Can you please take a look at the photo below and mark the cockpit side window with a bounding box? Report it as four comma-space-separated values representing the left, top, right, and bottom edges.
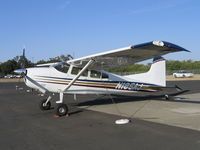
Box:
71, 67, 88, 77
54, 64, 70, 73
70, 66, 108, 79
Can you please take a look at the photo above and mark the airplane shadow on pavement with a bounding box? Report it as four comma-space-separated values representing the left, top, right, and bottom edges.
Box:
76, 90, 200, 107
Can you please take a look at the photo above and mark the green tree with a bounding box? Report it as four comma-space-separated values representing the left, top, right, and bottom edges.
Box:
0, 59, 18, 75
13, 56, 34, 68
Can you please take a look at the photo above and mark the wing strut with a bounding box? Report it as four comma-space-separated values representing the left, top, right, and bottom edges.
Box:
64, 59, 94, 91
56, 59, 94, 103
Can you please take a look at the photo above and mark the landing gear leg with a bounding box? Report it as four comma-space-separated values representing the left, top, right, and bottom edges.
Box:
55, 92, 69, 117
39, 96, 52, 110
54, 59, 94, 117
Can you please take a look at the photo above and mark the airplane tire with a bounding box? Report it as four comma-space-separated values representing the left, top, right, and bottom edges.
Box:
56, 104, 68, 116
165, 95, 169, 100
165, 95, 173, 100
39, 99, 51, 110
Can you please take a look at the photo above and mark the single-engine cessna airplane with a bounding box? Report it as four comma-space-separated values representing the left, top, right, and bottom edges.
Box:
14, 40, 189, 116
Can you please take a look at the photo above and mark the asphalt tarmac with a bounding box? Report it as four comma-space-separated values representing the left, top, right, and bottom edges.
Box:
1, 81, 200, 150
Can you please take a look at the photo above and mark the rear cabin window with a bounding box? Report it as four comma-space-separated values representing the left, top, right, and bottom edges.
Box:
71, 67, 88, 77
102, 72, 109, 79
54, 64, 70, 73
90, 70, 108, 79
90, 70, 101, 78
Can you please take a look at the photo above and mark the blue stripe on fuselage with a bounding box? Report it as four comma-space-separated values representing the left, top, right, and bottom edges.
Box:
36, 75, 158, 87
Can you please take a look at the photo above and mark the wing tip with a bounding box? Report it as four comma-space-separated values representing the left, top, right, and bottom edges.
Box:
132, 40, 190, 52
162, 41, 191, 52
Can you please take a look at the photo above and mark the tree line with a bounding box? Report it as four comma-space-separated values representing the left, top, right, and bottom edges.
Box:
107, 60, 200, 74
0, 55, 200, 75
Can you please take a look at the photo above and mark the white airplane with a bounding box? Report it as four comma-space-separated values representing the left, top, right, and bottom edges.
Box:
14, 40, 189, 117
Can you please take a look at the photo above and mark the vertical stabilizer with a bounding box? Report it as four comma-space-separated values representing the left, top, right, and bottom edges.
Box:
149, 57, 166, 86
124, 57, 166, 86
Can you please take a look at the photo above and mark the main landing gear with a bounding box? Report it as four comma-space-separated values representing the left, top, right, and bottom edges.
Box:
39, 93, 69, 117
38, 59, 95, 117
56, 103, 68, 116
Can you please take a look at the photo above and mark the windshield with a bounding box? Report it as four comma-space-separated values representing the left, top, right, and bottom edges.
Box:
54, 63, 70, 73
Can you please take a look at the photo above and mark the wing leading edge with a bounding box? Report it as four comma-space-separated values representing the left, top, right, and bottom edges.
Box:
67, 40, 190, 69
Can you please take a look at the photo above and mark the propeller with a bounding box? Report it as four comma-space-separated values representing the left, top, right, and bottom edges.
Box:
14, 68, 27, 77
14, 48, 47, 94
14, 47, 28, 92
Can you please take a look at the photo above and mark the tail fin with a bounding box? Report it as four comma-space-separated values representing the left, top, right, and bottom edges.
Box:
124, 57, 166, 86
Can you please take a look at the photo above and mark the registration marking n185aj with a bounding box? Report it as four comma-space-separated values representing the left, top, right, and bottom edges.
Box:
115, 82, 143, 90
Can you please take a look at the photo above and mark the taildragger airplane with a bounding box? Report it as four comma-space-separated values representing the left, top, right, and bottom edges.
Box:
14, 40, 190, 117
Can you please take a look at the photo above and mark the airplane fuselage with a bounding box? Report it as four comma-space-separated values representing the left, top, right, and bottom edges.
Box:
25, 65, 161, 95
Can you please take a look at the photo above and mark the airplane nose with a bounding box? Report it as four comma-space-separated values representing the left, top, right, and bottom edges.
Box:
14, 69, 27, 76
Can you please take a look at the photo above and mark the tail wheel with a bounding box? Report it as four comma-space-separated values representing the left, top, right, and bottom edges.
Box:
165, 95, 170, 100
165, 94, 173, 100
56, 104, 68, 116
39, 99, 51, 110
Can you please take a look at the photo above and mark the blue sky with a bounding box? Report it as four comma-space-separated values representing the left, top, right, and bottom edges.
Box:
0, 0, 199, 63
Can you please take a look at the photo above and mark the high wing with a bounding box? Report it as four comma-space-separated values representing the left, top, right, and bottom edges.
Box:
67, 40, 190, 69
